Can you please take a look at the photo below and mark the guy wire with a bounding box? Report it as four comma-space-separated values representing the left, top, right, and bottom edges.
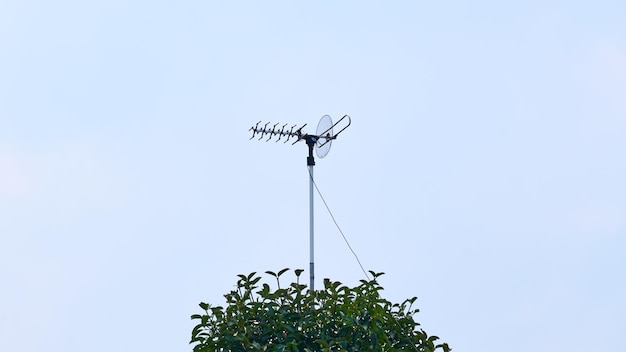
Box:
307, 167, 370, 281
307, 167, 425, 352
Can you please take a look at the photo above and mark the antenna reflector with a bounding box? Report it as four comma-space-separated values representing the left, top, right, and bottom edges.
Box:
316, 115, 333, 158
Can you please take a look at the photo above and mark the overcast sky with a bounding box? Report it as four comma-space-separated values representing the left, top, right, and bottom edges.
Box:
1, 1, 625, 351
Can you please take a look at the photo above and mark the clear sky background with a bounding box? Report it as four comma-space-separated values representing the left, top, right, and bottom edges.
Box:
1, 1, 625, 351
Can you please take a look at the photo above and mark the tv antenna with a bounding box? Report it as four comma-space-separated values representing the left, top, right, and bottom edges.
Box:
249, 114, 351, 290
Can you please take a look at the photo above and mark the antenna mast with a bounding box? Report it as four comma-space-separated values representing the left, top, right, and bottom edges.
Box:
249, 115, 351, 291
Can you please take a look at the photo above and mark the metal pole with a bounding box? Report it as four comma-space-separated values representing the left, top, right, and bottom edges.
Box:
309, 164, 315, 291
306, 137, 316, 291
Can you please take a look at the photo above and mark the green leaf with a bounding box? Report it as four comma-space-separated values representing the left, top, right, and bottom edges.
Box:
277, 268, 290, 277
370, 270, 385, 278
315, 339, 329, 348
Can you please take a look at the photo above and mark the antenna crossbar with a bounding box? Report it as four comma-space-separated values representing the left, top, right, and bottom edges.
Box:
249, 115, 351, 146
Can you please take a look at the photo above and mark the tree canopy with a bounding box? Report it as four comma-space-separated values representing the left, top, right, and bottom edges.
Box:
191, 269, 450, 352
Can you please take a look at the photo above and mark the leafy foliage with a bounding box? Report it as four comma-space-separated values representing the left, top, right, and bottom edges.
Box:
191, 269, 450, 352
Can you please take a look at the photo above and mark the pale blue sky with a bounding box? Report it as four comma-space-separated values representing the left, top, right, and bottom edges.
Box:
1, 1, 625, 351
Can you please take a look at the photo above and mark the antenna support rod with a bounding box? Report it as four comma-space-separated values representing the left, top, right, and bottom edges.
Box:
305, 136, 317, 290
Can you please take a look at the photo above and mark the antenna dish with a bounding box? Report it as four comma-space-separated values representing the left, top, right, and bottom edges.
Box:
315, 115, 333, 158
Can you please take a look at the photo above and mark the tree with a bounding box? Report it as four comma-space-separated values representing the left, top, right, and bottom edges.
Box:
190, 269, 450, 352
